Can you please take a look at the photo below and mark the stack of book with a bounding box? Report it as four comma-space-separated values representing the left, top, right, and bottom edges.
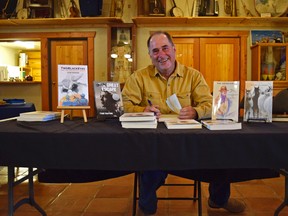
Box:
119, 112, 157, 129
201, 119, 242, 130
17, 111, 61, 122
164, 119, 202, 129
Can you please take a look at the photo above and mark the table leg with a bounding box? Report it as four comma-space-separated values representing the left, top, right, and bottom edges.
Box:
60, 109, 65, 123
8, 166, 14, 216
7, 166, 47, 216
274, 169, 288, 216
82, 109, 87, 122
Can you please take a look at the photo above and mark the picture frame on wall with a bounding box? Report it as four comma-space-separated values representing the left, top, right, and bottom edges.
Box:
250, 30, 284, 46
117, 28, 130, 45
254, 0, 288, 17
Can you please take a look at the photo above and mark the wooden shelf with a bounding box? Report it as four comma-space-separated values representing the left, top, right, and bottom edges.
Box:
0, 16, 288, 29
0, 81, 41, 84
133, 17, 288, 27
0, 16, 287, 28
0, 17, 123, 28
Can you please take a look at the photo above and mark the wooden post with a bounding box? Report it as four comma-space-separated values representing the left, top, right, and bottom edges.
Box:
57, 106, 90, 123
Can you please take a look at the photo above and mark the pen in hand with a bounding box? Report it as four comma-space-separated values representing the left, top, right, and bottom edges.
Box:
147, 99, 156, 116
148, 99, 153, 107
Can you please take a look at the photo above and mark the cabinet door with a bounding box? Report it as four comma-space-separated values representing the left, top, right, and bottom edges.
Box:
173, 37, 240, 93
173, 38, 200, 70
108, 24, 136, 89
50, 40, 89, 116
200, 38, 240, 92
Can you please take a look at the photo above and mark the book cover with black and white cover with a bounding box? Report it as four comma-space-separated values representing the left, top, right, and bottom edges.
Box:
212, 81, 240, 122
243, 81, 273, 122
58, 65, 89, 107
94, 81, 124, 118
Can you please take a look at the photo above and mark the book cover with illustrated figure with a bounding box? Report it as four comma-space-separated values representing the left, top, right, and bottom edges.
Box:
58, 65, 89, 107
94, 81, 124, 118
212, 81, 240, 122
243, 81, 273, 122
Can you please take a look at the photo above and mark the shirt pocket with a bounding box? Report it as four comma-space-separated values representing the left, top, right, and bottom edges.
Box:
144, 92, 164, 107
177, 92, 191, 107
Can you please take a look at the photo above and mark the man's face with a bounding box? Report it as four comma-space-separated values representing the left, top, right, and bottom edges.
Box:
148, 34, 176, 75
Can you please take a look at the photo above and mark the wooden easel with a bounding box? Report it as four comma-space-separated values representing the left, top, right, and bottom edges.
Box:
57, 106, 90, 123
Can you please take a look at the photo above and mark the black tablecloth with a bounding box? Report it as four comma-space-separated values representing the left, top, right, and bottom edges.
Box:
0, 118, 287, 171
0, 103, 36, 120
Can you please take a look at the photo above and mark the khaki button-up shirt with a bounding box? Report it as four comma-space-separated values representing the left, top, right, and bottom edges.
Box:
122, 61, 212, 119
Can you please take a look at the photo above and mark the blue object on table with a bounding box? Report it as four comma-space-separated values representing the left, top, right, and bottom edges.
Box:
3, 98, 25, 104
0, 103, 36, 120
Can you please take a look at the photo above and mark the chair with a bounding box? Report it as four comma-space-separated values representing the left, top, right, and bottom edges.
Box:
132, 172, 202, 216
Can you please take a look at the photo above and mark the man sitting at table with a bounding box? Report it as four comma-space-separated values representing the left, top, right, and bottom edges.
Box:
122, 31, 246, 216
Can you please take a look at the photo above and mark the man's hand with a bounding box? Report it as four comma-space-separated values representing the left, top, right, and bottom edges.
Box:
178, 106, 198, 119
144, 105, 161, 119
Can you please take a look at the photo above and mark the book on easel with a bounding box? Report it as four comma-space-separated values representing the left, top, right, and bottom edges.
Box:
212, 81, 240, 122
202, 81, 241, 130
243, 81, 273, 122
93, 81, 124, 119
57, 65, 89, 107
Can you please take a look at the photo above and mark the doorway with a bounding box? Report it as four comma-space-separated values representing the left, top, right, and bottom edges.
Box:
49, 39, 88, 116
0, 32, 96, 116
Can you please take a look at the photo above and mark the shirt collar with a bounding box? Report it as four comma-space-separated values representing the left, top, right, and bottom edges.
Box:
151, 61, 184, 78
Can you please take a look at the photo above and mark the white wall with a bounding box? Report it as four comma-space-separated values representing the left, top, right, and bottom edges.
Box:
0, 46, 19, 66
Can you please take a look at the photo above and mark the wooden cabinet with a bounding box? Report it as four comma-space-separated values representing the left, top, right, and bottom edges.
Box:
251, 43, 288, 95
199, 38, 240, 90
107, 24, 136, 87
175, 37, 240, 92
26, 51, 41, 81
19, 51, 41, 82
171, 31, 247, 98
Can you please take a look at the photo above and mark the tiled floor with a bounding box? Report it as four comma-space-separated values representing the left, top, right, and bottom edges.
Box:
0, 167, 287, 216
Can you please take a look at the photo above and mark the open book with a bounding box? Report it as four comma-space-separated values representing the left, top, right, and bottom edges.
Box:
166, 94, 182, 114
